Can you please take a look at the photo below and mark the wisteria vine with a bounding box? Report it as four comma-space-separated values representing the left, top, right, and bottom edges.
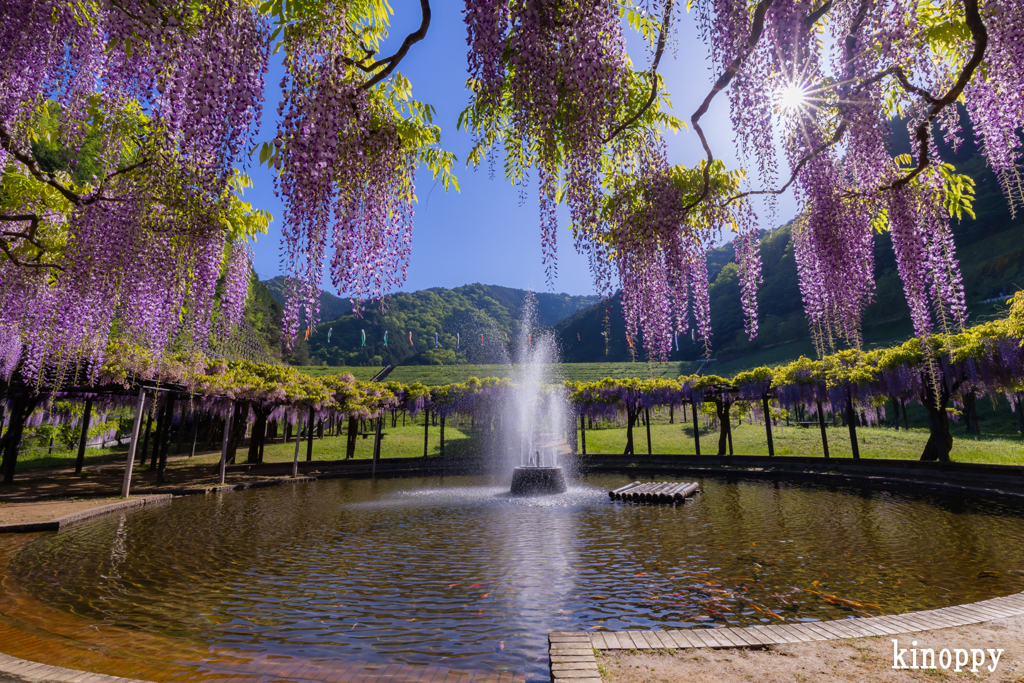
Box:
0, 0, 268, 386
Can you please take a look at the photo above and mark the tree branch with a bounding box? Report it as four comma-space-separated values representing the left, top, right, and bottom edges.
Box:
0, 214, 41, 241
726, 66, 936, 205
802, 0, 834, 28
723, 0, 949, 206
683, 0, 774, 214
889, 0, 986, 189
361, 0, 431, 90
0, 124, 148, 208
604, 0, 675, 144
0, 124, 83, 206
0, 213, 64, 270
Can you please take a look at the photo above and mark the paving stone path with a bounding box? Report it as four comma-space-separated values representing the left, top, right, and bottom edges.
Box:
548, 591, 1024, 682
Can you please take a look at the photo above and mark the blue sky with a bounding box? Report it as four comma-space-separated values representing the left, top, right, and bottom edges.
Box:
244, 0, 798, 296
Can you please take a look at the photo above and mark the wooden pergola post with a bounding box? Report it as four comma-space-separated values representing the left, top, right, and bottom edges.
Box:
346, 415, 358, 458
139, 409, 153, 464
439, 414, 446, 457
372, 414, 383, 476
816, 397, 830, 459
692, 401, 701, 456
156, 394, 175, 483
121, 388, 147, 497
645, 407, 652, 455
725, 397, 734, 456
846, 388, 860, 459
762, 394, 775, 457
579, 413, 587, 455
423, 409, 429, 458
147, 401, 166, 471
291, 411, 303, 478
219, 404, 233, 485
306, 405, 315, 462
75, 397, 93, 474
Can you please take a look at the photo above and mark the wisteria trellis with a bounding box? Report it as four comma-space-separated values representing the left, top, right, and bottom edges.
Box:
2, 0, 1023, 386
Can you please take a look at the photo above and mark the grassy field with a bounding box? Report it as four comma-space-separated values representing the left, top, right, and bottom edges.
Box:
581, 421, 1024, 465
10, 384, 1024, 476
10, 407, 1023, 477
172, 417, 1024, 467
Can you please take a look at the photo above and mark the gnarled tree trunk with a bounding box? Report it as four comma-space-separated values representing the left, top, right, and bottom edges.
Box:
961, 391, 980, 435
1, 393, 40, 485
226, 400, 250, 465
248, 408, 270, 464
919, 373, 960, 462
713, 399, 730, 456
623, 406, 637, 455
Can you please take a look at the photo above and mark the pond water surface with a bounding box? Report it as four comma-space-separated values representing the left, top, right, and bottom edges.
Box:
3, 473, 1024, 682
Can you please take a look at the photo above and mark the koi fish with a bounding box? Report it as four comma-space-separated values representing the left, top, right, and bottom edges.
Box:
635, 572, 647, 577
823, 594, 881, 610
591, 596, 609, 600
445, 584, 461, 589
468, 583, 492, 588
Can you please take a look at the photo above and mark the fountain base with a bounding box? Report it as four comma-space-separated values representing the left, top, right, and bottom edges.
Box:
510, 467, 567, 496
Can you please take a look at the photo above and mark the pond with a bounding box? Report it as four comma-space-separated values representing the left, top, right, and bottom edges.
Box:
2, 473, 1023, 682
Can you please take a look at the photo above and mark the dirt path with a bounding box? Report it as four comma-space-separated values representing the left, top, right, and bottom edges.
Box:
598, 615, 1024, 682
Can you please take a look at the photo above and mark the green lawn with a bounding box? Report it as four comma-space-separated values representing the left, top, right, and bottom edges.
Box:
9, 404, 1024, 477
579, 421, 1024, 465
12, 443, 132, 472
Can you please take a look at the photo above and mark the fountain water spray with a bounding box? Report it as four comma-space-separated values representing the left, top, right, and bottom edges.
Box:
507, 293, 568, 495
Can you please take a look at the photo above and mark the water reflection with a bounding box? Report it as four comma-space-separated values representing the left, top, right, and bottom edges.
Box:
6, 475, 1024, 682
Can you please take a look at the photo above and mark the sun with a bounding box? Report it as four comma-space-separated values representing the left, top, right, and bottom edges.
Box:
777, 84, 808, 114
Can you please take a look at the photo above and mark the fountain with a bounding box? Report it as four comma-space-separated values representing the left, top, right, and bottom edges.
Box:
506, 293, 568, 496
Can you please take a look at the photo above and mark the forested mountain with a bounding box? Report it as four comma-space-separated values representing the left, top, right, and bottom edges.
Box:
257, 282, 597, 367
262, 276, 354, 323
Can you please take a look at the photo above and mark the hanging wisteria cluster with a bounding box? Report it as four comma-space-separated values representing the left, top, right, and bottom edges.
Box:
694, 0, 1020, 349
0, 0, 268, 385
273, 25, 417, 346
463, 0, 632, 285
599, 133, 758, 359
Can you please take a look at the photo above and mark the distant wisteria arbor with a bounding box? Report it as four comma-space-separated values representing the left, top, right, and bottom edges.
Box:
2, 0, 1023, 388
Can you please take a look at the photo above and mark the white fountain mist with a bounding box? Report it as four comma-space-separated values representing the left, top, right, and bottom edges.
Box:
507, 293, 568, 495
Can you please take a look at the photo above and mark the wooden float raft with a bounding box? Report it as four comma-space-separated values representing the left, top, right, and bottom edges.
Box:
609, 481, 699, 503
